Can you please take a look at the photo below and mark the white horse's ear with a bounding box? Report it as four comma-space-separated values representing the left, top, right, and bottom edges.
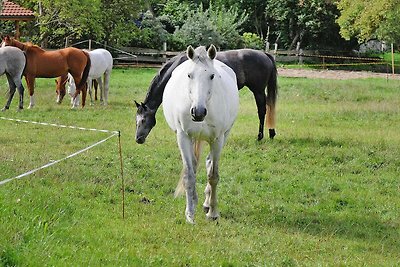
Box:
187, 45, 195, 60
208, 44, 217, 60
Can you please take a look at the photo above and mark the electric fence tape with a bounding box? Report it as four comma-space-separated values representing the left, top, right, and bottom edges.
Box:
0, 116, 119, 186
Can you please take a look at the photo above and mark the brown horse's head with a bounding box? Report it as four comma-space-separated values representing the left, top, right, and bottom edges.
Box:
1, 35, 29, 51
1, 35, 13, 47
55, 75, 68, 104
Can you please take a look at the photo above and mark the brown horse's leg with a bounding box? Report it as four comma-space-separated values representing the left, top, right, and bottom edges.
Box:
25, 75, 35, 109
93, 80, 98, 101
81, 83, 87, 107
71, 74, 86, 108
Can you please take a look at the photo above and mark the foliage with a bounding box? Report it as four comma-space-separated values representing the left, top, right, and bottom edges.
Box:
11, 0, 104, 47
173, 5, 220, 49
0, 69, 400, 265
242, 32, 264, 50
265, 0, 349, 50
129, 11, 170, 49
337, 0, 400, 44
173, 4, 247, 50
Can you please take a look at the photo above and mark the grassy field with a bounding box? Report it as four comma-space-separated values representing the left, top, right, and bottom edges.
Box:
0, 68, 399, 266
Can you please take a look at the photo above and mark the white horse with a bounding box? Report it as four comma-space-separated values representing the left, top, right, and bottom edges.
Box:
162, 45, 239, 224
66, 48, 113, 108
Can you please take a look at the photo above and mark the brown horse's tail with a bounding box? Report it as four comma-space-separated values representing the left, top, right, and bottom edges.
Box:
265, 52, 278, 138
79, 51, 91, 88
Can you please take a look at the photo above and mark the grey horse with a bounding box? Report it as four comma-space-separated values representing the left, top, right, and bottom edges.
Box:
0, 46, 26, 111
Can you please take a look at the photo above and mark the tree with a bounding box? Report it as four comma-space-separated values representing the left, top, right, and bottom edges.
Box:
265, 0, 345, 50
12, 0, 104, 47
172, 4, 247, 50
337, 0, 400, 44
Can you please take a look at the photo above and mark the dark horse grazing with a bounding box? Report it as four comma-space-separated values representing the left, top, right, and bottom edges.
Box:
135, 49, 277, 143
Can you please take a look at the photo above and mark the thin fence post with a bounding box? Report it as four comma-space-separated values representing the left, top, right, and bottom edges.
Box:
273, 43, 278, 60
163, 42, 167, 61
265, 41, 270, 52
89, 39, 92, 51
65, 37, 69, 48
391, 43, 395, 75
118, 131, 125, 219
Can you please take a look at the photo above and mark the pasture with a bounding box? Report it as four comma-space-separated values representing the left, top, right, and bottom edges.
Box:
0, 68, 399, 266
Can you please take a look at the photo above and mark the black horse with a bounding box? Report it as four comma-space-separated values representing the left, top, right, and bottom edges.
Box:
135, 49, 277, 144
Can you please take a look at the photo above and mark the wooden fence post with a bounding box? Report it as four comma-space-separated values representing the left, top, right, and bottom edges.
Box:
163, 42, 167, 61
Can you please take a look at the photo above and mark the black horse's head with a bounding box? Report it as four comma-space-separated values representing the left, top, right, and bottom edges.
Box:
135, 100, 156, 144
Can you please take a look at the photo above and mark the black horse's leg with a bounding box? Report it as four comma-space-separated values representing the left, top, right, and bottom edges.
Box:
253, 90, 267, 141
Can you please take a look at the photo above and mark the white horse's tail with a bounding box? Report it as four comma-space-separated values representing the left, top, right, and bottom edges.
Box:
174, 140, 203, 197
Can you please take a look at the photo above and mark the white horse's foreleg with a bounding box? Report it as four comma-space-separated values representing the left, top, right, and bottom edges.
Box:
203, 154, 212, 212
71, 95, 80, 109
28, 95, 35, 109
205, 135, 225, 220
177, 131, 198, 224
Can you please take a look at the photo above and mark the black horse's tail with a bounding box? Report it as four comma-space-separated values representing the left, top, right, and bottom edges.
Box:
265, 52, 278, 138
78, 51, 91, 88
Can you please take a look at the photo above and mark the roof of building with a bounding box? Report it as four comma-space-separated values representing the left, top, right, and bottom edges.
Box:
0, 0, 35, 20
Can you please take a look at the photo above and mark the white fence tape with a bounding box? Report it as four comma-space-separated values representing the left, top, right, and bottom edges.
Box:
0, 116, 119, 186
0, 116, 118, 134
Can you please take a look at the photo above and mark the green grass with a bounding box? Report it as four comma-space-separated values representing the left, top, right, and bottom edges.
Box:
0, 69, 399, 266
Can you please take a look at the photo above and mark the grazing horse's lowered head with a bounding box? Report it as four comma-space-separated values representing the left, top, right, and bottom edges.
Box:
134, 101, 156, 144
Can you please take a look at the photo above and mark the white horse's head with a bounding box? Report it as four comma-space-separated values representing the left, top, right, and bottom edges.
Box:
67, 73, 76, 98
66, 73, 80, 108
186, 44, 217, 122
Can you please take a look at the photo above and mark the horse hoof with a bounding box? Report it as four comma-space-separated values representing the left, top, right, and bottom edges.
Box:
206, 213, 219, 221
257, 132, 264, 141
186, 215, 195, 224
203, 206, 210, 213
269, 129, 276, 139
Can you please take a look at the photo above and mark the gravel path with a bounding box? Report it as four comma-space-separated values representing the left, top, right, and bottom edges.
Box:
278, 67, 400, 80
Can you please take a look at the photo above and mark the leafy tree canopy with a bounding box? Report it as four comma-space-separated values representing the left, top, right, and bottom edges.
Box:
337, 0, 400, 44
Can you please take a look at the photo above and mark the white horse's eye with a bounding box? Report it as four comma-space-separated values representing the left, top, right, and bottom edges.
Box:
210, 74, 215, 80
188, 73, 192, 79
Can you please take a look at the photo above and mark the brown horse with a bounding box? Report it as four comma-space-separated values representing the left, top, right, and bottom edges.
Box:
1, 36, 91, 108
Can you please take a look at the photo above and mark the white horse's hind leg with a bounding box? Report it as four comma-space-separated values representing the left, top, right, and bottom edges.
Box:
97, 77, 103, 104
103, 70, 111, 105
87, 78, 94, 105
177, 131, 198, 224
